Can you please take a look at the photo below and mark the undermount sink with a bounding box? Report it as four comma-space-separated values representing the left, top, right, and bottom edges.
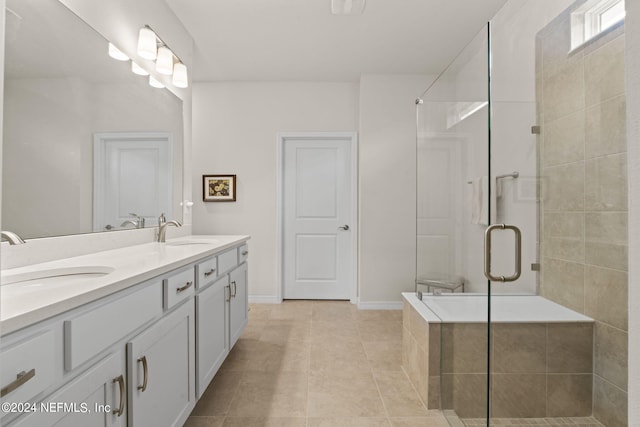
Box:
1, 266, 115, 287
165, 240, 219, 246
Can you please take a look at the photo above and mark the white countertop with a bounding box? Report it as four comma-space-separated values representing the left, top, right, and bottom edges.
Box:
1, 235, 250, 335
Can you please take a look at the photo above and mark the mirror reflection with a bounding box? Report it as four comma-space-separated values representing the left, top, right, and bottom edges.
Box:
2, 0, 184, 239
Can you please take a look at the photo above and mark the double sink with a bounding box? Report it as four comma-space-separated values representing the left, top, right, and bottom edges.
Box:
1, 238, 221, 288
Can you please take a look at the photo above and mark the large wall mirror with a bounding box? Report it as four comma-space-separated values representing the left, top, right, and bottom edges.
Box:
2, 0, 184, 239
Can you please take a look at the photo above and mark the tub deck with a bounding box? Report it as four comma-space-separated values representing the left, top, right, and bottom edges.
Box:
402, 292, 595, 419
417, 293, 594, 323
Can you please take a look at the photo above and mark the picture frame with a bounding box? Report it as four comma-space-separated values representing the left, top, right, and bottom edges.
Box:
203, 174, 236, 202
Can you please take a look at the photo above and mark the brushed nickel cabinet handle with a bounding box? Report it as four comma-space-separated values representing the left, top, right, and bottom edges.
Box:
112, 374, 125, 416
204, 268, 216, 277
1, 368, 35, 397
137, 356, 148, 392
225, 285, 231, 302
241, 250, 249, 256
231, 280, 237, 298
176, 281, 193, 294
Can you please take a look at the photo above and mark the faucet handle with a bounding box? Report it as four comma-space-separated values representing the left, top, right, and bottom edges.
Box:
158, 213, 166, 227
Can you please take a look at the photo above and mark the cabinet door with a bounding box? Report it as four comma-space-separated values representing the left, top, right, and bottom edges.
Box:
11, 352, 126, 427
229, 263, 248, 348
127, 300, 195, 427
195, 275, 229, 398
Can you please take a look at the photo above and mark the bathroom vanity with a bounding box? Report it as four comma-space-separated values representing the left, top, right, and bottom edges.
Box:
0, 235, 249, 426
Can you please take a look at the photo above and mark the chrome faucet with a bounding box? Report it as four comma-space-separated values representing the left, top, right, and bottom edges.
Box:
157, 220, 182, 242
1, 230, 26, 245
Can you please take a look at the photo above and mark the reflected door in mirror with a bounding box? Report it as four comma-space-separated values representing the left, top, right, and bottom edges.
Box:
93, 132, 172, 232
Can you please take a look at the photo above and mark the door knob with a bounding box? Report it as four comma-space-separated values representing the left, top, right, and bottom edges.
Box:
338, 225, 350, 231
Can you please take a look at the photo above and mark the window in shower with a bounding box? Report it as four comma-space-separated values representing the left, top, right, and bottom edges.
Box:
570, 0, 625, 50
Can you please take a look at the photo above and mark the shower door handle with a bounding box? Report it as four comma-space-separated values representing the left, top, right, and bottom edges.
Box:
484, 224, 522, 282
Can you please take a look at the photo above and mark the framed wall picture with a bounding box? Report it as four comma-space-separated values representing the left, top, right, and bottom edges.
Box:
203, 174, 236, 202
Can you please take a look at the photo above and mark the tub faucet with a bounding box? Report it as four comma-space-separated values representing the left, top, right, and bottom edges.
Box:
1, 230, 26, 245
157, 220, 182, 242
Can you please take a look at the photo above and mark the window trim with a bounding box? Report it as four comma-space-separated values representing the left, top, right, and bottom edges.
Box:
570, 0, 625, 51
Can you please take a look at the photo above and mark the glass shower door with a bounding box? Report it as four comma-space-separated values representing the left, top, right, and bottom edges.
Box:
485, 15, 542, 421
416, 23, 492, 423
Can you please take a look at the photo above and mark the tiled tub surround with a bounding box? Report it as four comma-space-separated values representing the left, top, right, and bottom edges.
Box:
536, 4, 628, 426
0, 234, 249, 333
402, 293, 595, 419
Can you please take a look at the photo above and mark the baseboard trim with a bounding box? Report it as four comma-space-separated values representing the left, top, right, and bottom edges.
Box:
357, 301, 403, 310
248, 295, 282, 304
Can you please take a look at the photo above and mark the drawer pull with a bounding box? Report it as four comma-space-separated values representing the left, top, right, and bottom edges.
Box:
241, 250, 249, 256
231, 280, 237, 298
1, 368, 36, 398
176, 281, 193, 294
113, 374, 125, 416
137, 356, 148, 392
204, 268, 216, 277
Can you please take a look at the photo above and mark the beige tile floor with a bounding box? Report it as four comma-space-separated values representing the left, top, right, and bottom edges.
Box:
185, 300, 450, 427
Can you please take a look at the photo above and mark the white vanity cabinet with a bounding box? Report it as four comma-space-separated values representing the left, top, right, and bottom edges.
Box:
12, 351, 126, 427
195, 275, 229, 398
229, 262, 248, 348
127, 300, 195, 427
0, 238, 249, 427
194, 245, 248, 397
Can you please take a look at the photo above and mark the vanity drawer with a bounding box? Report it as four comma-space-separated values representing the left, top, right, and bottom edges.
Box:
217, 248, 238, 275
238, 244, 249, 264
64, 282, 162, 371
195, 256, 218, 289
164, 267, 195, 310
1, 330, 56, 410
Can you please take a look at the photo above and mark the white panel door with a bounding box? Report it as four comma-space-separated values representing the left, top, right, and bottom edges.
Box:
93, 132, 172, 231
416, 135, 463, 278
283, 136, 354, 300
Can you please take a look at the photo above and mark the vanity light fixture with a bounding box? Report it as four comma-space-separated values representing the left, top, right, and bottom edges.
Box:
156, 46, 174, 75
172, 63, 189, 88
108, 43, 129, 61
137, 27, 157, 60
149, 75, 165, 89
131, 61, 149, 76
136, 25, 189, 88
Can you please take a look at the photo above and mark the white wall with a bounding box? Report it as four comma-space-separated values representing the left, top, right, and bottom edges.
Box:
191, 82, 359, 300
626, 0, 640, 422
192, 76, 435, 306
358, 75, 435, 305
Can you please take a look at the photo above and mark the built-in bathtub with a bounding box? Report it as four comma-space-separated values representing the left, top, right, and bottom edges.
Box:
402, 292, 595, 419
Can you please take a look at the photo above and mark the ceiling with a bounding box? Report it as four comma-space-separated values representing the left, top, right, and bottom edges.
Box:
165, 0, 508, 82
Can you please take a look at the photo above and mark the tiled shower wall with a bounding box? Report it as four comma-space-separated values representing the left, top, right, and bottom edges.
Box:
537, 6, 628, 427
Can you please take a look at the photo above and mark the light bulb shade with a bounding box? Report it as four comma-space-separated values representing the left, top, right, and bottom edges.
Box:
149, 75, 165, 89
156, 46, 174, 75
131, 61, 149, 76
108, 43, 129, 61
172, 63, 188, 88
137, 27, 157, 60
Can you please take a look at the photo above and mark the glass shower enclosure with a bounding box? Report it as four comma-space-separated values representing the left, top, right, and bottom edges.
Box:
415, 1, 626, 424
